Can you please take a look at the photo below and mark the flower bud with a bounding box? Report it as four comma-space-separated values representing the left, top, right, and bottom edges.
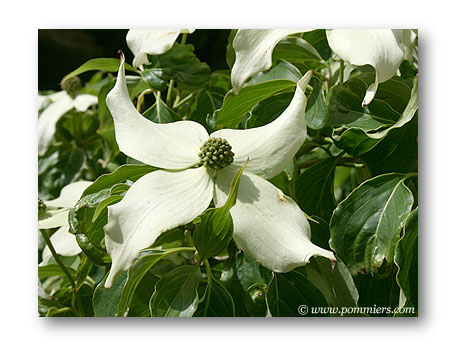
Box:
199, 137, 235, 170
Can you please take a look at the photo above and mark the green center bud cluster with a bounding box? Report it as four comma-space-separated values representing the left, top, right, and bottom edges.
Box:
61, 76, 82, 96
199, 137, 234, 170
38, 198, 46, 213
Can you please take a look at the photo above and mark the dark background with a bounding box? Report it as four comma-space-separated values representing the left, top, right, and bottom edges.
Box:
38, 29, 231, 90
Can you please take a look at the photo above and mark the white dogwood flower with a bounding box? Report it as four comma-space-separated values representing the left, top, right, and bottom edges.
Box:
231, 29, 414, 106
39, 181, 92, 264
126, 29, 195, 68
38, 91, 97, 155
326, 29, 408, 107
103, 55, 335, 288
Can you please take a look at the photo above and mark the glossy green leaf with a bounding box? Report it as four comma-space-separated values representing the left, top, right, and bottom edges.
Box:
246, 60, 302, 85
329, 173, 414, 275
194, 160, 248, 261
301, 258, 359, 311
394, 208, 418, 316
149, 265, 202, 317
235, 253, 266, 292
142, 43, 211, 89
273, 36, 325, 71
337, 116, 418, 176
215, 79, 296, 128
142, 97, 180, 123
69, 190, 112, 265
118, 248, 195, 317
266, 270, 329, 317
366, 75, 418, 139
61, 58, 136, 84
245, 92, 293, 128
306, 77, 329, 129
190, 89, 223, 126
196, 278, 236, 317
295, 156, 338, 221
93, 272, 127, 317
82, 164, 157, 197
91, 195, 123, 222
38, 264, 76, 280
328, 73, 412, 131
302, 29, 331, 60
75, 254, 93, 290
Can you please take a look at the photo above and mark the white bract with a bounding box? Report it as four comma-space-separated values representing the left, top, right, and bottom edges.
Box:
39, 181, 92, 264
326, 29, 410, 107
38, 91, 97, 155
231, 29, 310, 94
103, 55, 335, 288
126, 29, 195, 68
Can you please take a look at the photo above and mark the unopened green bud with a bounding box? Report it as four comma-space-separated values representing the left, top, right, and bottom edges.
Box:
199, 137, 234, 170
38, 198, 46, 212
61, 76, 82, 96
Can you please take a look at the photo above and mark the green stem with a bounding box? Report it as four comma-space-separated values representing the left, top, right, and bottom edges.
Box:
313, 70, 330, 83
40, 229, 76, 290
180, 33, 188, 45
289, 157, 298, 200
39, 229, 83, 316
136, 88, 154, 112
173, 92, 194, 109
326, 62, 333, 88
166, 80, 174, 107
339, 59, 345, 84
203, 259, 213, 317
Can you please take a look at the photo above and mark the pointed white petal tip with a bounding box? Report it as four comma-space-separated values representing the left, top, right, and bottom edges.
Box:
107, 51, 209, 169
297, 70, 313, 92
126, 29, 192, 68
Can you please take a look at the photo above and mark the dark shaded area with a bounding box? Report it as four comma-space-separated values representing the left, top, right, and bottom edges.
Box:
38, 29, 231, 90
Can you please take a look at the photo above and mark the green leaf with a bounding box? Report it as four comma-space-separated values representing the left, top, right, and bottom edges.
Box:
38, 264, 76, 280
247, 60, 302, 85
142, 97, 180, 123
194, 160, 248, 261
329, 173, 414, 275
190, 89, 223, 126
118, 247, 195, 317
245, 92, 293, 128
226, 29, 237, 69
302, 29, 332, 60
196, 278, 236, 317
273, 37, 325, 71
149, 265, 202, 317
96, 78, 119, 159
306, 77, 329, 129
266, 270, 329, 317
365, 75, 418, 139
328, 73, 412, 131
215, 79, 296, 128
75, 254, 93, 290
69, 190, 112, 265
93, 272, 127, 317
394, 208, 418, 316
56, 146, 85, 188
295, 156, 338, 221
92, 195, 123, 222
235, 253, 266, 292
61, 58, 136, 84
82, 164, 157, 197
301, 258, 359, 311
337, 116, 418, 176
141, 43, 211, 90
